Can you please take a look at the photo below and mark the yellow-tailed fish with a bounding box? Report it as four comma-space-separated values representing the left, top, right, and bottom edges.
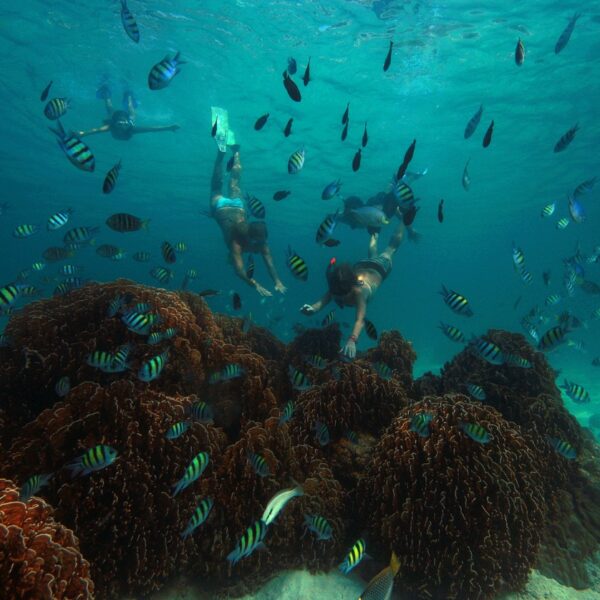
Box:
359, 551, 401, 600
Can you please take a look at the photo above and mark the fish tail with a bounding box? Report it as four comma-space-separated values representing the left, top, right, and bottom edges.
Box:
390, 551, 401, 575
141, 219, 151, 230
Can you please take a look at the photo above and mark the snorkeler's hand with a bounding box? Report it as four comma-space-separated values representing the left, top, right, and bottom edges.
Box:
341, 339, 356, 359
300, 304, 315, 316
254, 282, 273, 297
275, 281, 287, 294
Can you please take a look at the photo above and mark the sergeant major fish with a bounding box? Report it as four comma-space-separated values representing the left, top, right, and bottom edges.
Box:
148, 51, 185, 90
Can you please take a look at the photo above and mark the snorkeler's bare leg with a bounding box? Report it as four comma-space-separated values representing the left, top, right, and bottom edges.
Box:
228, 151, 242, 199
381, 222, 405, 259
77, 124, 111, 138
210, 150, 226, 211
104, 97, 114, 116
368, 231, 379, 258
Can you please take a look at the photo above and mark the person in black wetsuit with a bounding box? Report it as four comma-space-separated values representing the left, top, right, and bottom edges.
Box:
77, 85, 179, 140
300, 222, 405, 359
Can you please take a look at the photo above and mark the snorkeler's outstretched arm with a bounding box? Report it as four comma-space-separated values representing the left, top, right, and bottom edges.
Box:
301, 291, 332, 315
133, 124, 180, 134
231, 243, 272, 297
342, 291, 367, 359
76, 124, 111, 137
261, 246, 286, 294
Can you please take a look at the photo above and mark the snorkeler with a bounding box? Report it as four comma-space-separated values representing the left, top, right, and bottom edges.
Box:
210, 148, 286, 297
300, 222, 405, 358
76, 85, 179, 140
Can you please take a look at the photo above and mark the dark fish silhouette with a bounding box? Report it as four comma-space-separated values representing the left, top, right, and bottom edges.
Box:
211, 116, 218, 137
482, 120, 494, 148
283, 71, 301, 102
341, 121, 348, 141
438, 199, 444, 223
464, 105, 483, 139
515, 38, 525, 65
542, 271, 551, 286
284, 118, 293, 137
403, 205, 418, 226
198, 289, 220, 297
352, 148, 362, 172
362, 122, 368, 147
232, 293, 242, 310
40, 80, 53, 102
287, 57, 297, 74
254, 113, 269, 130
555, 13, 580, 54
323, 238, 340, 247
302, 57, 311, 86
554, 124, 578, 153
273, 190, 291, 201
342, 103, 349, 125
396, 139, 416, 180
383, 40, 393, 71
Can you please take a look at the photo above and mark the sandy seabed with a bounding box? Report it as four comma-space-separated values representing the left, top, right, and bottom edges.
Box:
142, 567, 600, 600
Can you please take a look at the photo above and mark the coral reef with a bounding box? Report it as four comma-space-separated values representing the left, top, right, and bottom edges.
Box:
363, 329, 416, 391
0, 478, 94, 599
1, 380, 228, 599
358, 395, 547, 600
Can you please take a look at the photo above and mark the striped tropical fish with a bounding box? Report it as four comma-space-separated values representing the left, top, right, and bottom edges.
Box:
47, 208, 73, 230
288, 365, 311, 390
138, 350, 169, 382
459, 422, 491, 444
469, 336, 504, 365
165, 421, 190, 440
172, 452, 210, 496
439, 322, 465, 343
339, 538, 367, 574
44, 97, 70, 120
538, 325, 568, 351
227, 519, 268, 564
19, 473, 53, 502
286, 246, 308, 281
148, 52, 185, 90
1, 284, 22, 308
13, 224, 38, 238
287, 148, 305, 174
150, 266, 172, 284
247, 452, 270, 477
102, 160, 122, 194
181, 498, 213, 539
63, 226, 98, 244
304, 514, 333, 540
561, 379, 591, 404
120, 0, 140, 43
547, 436, 576, 460
466, 383, 486, 401
50, 121, 95, 171
410, 413, 432, 438
439, 285, 473, 316
245, 193, 266, 219
67, 444, 118, 477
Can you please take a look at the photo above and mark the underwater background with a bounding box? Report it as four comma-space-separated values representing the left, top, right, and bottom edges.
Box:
2, 1, 600, 599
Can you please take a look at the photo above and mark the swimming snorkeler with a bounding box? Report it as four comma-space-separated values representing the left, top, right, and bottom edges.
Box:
300, 222, 405, 358
210, 147, 286, 297
76, 84, 179, 140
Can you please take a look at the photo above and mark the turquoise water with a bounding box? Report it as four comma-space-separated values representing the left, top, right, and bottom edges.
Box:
1, 3, 600, 595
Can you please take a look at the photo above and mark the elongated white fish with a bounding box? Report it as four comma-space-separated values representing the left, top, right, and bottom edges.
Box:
261, 485, 304, 525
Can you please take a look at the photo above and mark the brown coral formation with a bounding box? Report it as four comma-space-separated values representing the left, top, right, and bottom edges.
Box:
1, 380, 228, 599
0, 478, 94, 599
358, 395, 548, 600
2, 282, 600, 598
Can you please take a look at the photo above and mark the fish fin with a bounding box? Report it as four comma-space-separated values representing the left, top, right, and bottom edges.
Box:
141, 219, 150, 230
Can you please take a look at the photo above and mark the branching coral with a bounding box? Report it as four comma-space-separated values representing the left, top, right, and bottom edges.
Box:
185, 416, 347, 597
1, 380, 228, 599
358, 395, 547, 600
0, 478, 94, 599
363, 330, 416, 391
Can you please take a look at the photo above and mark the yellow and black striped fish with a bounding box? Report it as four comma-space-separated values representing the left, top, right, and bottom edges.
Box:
321, 310, 335, 327
245, 193, 266, 218
172, 451, 210, 496
19, 473, 52, 502
364, 318, 377, 340
161, 241, 177, 264
44, 97, 70, 120
46, 208, 73, 230
138, 351, 169, 382
102, 160, 122, 194
438, 322, 465, 343
120, 0, 140, 43
304, 514, 332, 540
66, 444, 118, 477
50, 121, 95, 172
439, 285, 473, 316
287, 148, 305, 174
247, 452, 270, 477
165, 421, 190, 440
227, 519, 268, 564
459, 422, 491, 444
63, 226, 98, 244
410, 413, 432, 438
150, 266, 172, 284
469, 336, 504, 365
315, 211, 338, 244
538, 325, 567, 351
288, 364, 311, 390
547, 436, 576, 460
0, 285, 21, 310
286, 246, 308, 281
181, 498, 214, 539
86, 350, 114, 371
13, 224, 38, 238
339, 538, 367, 574
359, 552, 401, 600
